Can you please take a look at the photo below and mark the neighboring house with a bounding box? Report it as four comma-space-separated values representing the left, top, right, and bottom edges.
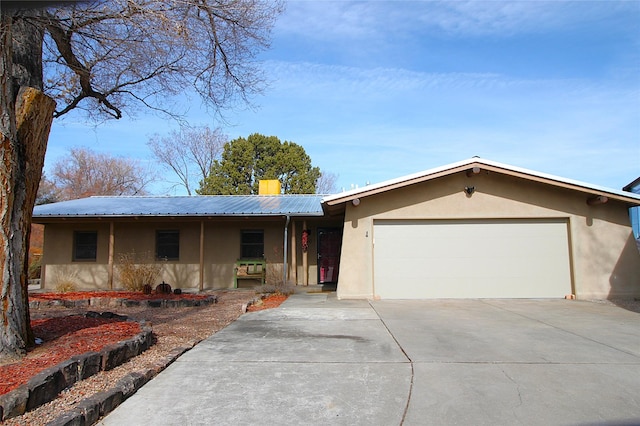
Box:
33, 195, 344, 292
623, 177, 640, 251
33, 158, 640, 300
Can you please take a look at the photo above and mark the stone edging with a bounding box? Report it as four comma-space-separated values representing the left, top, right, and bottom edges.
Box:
45, 343, 195, 426
0, 323, 153, 422
29, 295, 218, 309
241, 296, 264, 313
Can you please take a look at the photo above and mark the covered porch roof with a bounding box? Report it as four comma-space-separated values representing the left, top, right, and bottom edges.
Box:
32, 194, 328, 222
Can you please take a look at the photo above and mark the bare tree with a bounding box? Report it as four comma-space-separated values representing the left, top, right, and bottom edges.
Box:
52, 147, 154, 199
316, 171, 339, 194
35, 172, 60, 205
42, 0, 283, 120
0, 0, 283, 360
148, 125, 227, 195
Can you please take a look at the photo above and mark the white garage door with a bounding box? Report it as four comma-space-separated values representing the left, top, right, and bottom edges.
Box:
373, 219, 572, 299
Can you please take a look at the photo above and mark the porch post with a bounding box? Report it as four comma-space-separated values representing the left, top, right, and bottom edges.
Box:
283, 215, 290, 284
291, 220, 297, 285
108, 221, 114, 290
302, 220, 308, 286
199, 220, 204, 292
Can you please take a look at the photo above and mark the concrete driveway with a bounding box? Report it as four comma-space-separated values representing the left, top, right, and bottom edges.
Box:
100, 294, 640, 426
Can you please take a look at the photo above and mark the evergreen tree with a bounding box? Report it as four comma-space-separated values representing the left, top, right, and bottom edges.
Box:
198, 134, 321, 195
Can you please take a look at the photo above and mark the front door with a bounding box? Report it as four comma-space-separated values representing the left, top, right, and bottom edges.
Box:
317, 228, 342, 284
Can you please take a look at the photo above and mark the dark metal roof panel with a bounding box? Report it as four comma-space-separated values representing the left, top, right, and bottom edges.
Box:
32, 195, 326, 218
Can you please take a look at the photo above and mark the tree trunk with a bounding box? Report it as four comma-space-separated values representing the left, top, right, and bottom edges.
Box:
0, 11, 55, 361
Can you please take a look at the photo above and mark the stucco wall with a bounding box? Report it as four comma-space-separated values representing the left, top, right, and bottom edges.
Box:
336, 171, 640, 299
41, 218, 333, 291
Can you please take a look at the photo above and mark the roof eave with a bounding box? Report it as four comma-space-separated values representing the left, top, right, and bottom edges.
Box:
322, 158, 640, 207
32, 212, 326, 221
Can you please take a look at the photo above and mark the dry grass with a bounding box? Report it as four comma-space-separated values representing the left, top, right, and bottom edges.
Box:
116, 251, 162, 291
255, 264, 296, 295
52, 269, 78, 293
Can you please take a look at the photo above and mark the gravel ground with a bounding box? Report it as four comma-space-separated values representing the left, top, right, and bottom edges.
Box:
6, 289, 258, 426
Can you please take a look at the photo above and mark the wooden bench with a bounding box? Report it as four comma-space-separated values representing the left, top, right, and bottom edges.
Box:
234, 259, 266, 288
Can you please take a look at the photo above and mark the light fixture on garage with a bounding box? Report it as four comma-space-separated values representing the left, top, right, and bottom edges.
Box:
352, 198, 361, 206
466, 167, 481, 177
464, 186, 475, 196
587, 195, 608, 206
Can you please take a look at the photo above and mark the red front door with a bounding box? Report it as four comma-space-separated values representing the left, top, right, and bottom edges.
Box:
317, 228, 342, 284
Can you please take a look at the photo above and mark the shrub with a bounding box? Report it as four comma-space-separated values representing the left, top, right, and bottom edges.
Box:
256, 264, 295, 295
116, 251, 162, 292
28, 255, 42, 280
53, 269, 77, 293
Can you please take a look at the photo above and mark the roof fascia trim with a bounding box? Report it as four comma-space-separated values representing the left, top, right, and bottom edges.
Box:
322, 158, 640, 206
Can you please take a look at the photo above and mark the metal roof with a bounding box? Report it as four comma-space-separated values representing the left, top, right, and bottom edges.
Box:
32, 195, 326, 219
323, 157, 640, 206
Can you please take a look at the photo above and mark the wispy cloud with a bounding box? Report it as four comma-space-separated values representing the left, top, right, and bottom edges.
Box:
280, 1, 637, 40
233, 58, 639, 189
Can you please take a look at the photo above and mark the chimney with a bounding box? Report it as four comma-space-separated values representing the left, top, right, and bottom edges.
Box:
258, 180, 281, 195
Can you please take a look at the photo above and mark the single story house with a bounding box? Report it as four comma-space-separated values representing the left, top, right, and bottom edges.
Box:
33, 194, 345, 292
33, 158, 640, 300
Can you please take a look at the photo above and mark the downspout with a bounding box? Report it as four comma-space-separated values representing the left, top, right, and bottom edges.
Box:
283, 215, 291, 284
108, 222, 115, 290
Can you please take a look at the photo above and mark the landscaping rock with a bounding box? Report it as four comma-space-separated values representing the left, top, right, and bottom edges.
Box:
147, 299, 163, 308
45, 409, 83, 426
27, 367, 66, 411
165, 299, 180, 308
89, 297, 107, 307
64, 299, 89, 308
107, 298, 123, 308
75, 395, 101, 425
96, 388, 123, 416
115, 372, 148, 399
98, 311, 128, 321
101, 343, 128, 371
72, 351, 102, 380
0, 384, 28, 420
59, 360, 79, 389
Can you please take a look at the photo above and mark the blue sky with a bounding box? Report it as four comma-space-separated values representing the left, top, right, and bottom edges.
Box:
46, 0, 640, 194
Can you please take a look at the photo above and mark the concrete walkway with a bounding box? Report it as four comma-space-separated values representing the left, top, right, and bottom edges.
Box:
99, 294, 640, 425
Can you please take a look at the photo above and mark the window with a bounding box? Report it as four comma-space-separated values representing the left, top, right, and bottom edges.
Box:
74, 231, 98, 261
241, 230, 264, 259
156, 230, 180, 260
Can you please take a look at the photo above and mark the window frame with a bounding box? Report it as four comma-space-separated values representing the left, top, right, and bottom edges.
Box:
73, 230, 98, 262
240, 229, 264, 259
156, 229, 180, 261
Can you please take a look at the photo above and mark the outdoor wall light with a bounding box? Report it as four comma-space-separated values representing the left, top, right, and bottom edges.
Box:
464, 186, 475, 196
352, 198, 361, 206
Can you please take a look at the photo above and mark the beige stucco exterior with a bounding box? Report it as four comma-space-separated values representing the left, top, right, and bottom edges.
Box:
34, 160, 640, 300
334, 170, 640, 300
40, 217, 342, 291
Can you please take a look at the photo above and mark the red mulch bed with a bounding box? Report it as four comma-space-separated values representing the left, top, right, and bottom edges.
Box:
247, 293, 289, 312
30, 291, 209, 302
0, 316, 140, 395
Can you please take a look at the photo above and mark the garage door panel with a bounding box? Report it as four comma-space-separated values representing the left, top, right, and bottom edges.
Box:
373, 220, 572, 299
